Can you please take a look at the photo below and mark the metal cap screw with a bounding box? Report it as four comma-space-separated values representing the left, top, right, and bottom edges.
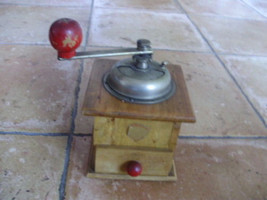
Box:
137, 39, 151, 51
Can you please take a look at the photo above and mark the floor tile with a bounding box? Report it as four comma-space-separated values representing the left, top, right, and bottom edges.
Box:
153, 51, 267, 136
0, 0, 91, 6
74, 59, 94, 134
0, 5, 90, 45
95, 0, 183, 12
190, 15, 267, 56
66, 136, 267, 200
0, 45, 80, 133
0, 135, 67, 200
220, 55, 267, 122
243, 0, 267, 17
89, 8, 210, 52
178, 0, 263, 19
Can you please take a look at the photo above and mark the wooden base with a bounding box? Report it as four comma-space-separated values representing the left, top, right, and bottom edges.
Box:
87, 161, 177, 181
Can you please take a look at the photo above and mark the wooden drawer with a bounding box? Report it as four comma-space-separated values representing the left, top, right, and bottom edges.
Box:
93, 117, 180, 150
94, 145, 174, 176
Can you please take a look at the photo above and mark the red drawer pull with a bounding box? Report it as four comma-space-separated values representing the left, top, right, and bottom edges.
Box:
127, 161, 142, 177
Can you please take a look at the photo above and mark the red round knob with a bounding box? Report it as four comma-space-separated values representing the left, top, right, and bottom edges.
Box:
127, 161, 142, 177
49, 18, 82, 59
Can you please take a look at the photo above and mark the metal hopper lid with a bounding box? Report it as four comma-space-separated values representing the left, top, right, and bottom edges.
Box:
103, 53, 176, 104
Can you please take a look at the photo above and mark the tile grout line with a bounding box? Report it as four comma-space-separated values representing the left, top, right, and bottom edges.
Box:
176, 13, 267, 21
0, 131, 69, 136
1, 130, 266, 139
58, 1, 95, 199
93, 6, 186, 14
213, 55, 267, 127
238, 0, 267, 19
179, 135, 267, 140
69, 61, 85, 134
0, 131, 92, 137
214, 52, 267, 58
75, 133, 93, 137
58, 134, 73, 200
173, 0, 267, 128
3, 130, 266, 139
58, 60, 84, 200
84, 0, 95, 48
58, 55, 84, 200
0, 42, 52, 46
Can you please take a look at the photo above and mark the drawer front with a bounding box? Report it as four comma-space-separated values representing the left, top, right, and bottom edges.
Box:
94, 117, 178, 149
94, 145, 173, 176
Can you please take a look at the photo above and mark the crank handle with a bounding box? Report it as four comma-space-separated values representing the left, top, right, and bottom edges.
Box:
49, 18, 153, 60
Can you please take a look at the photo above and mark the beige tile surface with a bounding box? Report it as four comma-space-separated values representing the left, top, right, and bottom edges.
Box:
88, 8, 210, 52
243, 0, 267, 17
0, 135, 67, 200
0, 5, 90, 45
74, 59, 94, 134
0, 45, 80, 133
66, 136, 267, 200
190, 15, 267, 56
220, 55, 267, 122
154, 51, 267, 136
95, 0, 183, 12
178, 0, 263, 19
0, 0, 92, 6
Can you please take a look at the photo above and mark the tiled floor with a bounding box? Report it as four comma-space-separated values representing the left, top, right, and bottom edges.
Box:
0, 0, 266, 200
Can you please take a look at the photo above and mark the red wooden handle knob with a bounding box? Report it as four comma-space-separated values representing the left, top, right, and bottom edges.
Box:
127, 161, 142, 177
49, 18, 82, 59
